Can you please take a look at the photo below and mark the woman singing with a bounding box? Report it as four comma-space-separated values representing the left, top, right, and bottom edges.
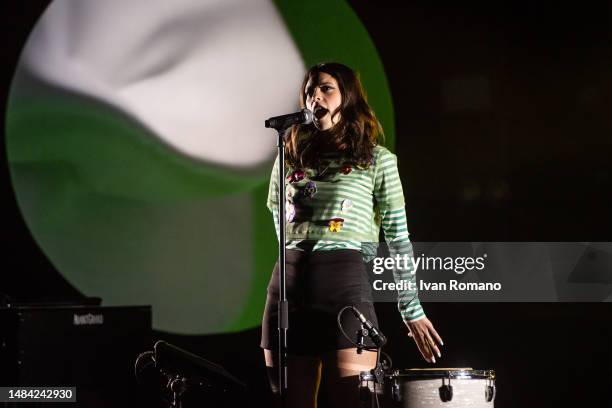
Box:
261, 62, 443, 407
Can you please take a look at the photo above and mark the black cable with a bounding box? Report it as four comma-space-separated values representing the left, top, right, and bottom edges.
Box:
336, 305, 379, 352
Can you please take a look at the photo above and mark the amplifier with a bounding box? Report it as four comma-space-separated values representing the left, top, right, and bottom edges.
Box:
0, 305, 151, 387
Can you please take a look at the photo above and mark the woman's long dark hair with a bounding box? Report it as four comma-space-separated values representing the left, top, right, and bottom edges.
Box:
285, 62, 384, 169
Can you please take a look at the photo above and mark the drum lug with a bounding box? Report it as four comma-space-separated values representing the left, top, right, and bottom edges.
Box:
358, 371, 371, 403
485, 385, 496, 402
392, 381, 402, 403
485, 377, 496, 402
439, 384, 453, 402
359, 383, 370, 402
439, 377, 453, 402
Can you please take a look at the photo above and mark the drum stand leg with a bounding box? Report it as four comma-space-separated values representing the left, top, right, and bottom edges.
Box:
359, 347, 389, 407
168, 375, 188, 408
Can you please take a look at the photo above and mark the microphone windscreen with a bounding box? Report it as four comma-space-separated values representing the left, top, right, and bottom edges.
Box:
302, 108, 313, 125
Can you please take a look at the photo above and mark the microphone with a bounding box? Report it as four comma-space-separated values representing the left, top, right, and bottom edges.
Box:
264, 108, 313, 130
350, 306, 387, 348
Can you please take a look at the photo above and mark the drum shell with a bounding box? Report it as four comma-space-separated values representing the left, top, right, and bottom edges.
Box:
388, 370, 495, 408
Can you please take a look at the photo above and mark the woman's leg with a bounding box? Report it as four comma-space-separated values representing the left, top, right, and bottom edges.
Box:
321, 348, 377, 408
264, 349, 322, 408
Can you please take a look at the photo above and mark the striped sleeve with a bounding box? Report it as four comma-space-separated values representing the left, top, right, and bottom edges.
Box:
374, 148, 426, 323
267, 155, 280, 242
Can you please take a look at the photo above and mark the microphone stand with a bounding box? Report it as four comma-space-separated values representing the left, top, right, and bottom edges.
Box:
265, 109, 311, 407
276, 127, 289, 406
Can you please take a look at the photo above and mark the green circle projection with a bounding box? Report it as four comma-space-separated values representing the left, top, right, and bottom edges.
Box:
6, 0, 394, 334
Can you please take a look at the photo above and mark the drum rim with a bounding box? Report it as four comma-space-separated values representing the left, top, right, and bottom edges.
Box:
360, 372, 376, 380
390, 369, 495, 380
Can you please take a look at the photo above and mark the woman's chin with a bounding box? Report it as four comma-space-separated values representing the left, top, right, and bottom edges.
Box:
314, 119, 333, 131
313, 122, 325, 131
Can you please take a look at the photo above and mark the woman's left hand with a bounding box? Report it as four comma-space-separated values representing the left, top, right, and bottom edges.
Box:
405, 317, 443, 363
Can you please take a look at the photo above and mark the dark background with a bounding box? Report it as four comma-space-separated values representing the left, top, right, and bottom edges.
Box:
1, 1, 611, 407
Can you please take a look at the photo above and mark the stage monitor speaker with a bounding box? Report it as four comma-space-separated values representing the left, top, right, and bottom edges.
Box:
0, 305, 152, 387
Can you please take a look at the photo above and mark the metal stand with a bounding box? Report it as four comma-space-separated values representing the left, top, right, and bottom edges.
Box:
358, 351, 387, 407
356, 317, 388, 406
276, 129, 289, 406
264, 108, 313, 407
356, 326, 368, 354
168, 376, 188, 408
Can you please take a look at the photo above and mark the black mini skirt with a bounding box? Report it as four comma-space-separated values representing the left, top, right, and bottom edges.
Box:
260, 249, 379, 355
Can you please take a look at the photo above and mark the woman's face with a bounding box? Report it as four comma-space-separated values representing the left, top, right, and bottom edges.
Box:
305, 72, 342, 131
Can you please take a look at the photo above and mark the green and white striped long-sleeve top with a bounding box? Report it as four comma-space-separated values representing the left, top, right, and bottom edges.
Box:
267, 145, 425, 323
